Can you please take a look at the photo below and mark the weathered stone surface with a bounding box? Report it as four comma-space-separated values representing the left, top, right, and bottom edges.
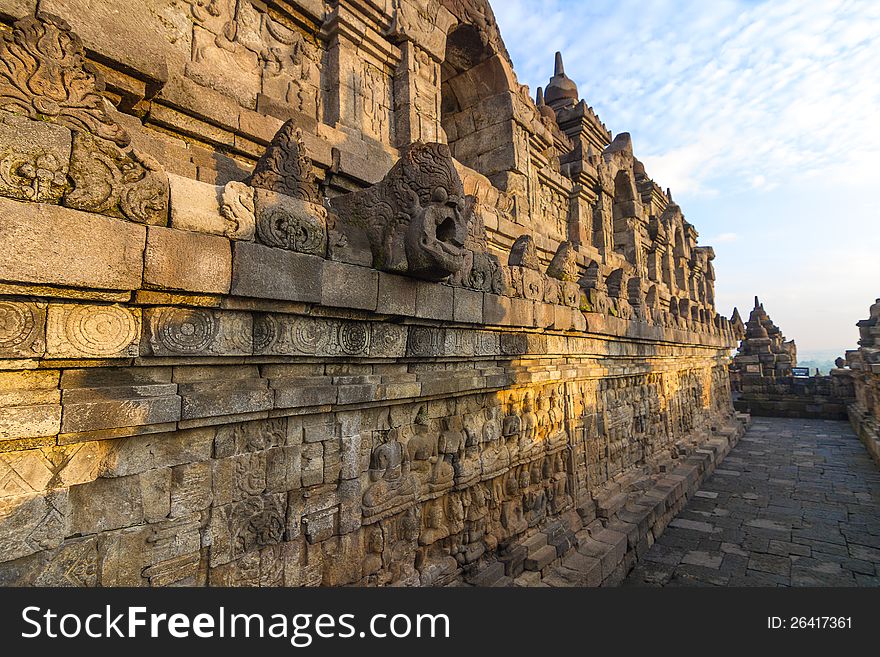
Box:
145, 307, 252, 357
0, 197, 146, 290
321, 260, 378, 311
144, 226, 232, 295
0, 1, 753, 591
0, 370, 62, 444
0, 489, 69, 562
231, 241, 323, 302
60, 382, 181, 435
46, 303, 141, 359
0, 536, 97, 586
0, 300, 46, 359
168, 173, 225, 235
0, 112, 71, 204
69, 474, 144, 535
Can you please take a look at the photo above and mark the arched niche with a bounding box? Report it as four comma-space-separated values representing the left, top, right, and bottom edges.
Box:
440, 22, 519, 177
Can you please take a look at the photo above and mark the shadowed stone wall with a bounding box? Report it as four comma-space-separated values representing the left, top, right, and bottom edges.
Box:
843, 300, 880, 466
0, 1, 744, 586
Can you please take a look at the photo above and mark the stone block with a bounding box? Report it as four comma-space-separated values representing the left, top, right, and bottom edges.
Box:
0, 197, 146, 290
144, 307, 253, 357
100, 427, 214, 478
524, 544, 557, 571
179, 378, 273, 421
41, 0, 191, 84
301, 442, 324, 487
0, 113, 71, 204
0, 536, 97, 586
453, 287, 483, 324
0, 489, 68, 564
139, 468, 171, 523
98, 515, 201, 586
69, 475, 144, 535
377, 273, 418, 316
231, 241, 323, 303
0, 387, 62, 444
0, 442, 106, 497
416, 282, 454, 321
272, 377, 338, 409
144, 226, 232, 294
0, 300, 47, 359
60, 383, 181, 435
167, 173, 225, 235
483, 293, 510, 325
45, 303, 141, 359
170, 461, 213, 517
321, 260, 378, 311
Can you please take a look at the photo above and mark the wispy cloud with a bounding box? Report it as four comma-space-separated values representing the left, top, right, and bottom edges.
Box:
493, 0, 880, 353
494, 0, 880, 196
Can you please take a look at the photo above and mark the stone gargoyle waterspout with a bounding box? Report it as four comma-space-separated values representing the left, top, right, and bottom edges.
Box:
329, 142, 473, 281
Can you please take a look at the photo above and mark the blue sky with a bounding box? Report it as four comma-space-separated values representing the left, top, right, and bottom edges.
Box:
492, 0, 880, 356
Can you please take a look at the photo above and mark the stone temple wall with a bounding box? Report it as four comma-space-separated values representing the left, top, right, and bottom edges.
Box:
843, 300, 880, 466
0, 1, 744, 586
730, 298, 854, 420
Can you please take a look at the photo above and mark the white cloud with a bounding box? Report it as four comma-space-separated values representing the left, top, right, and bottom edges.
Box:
493, 0, 880, 197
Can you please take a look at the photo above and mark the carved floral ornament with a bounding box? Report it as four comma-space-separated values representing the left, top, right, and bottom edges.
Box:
0, 13, 129, 147
0, 13, 169, 225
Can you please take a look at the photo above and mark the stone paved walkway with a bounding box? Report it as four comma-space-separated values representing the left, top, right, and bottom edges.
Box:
624, 417, 880, 586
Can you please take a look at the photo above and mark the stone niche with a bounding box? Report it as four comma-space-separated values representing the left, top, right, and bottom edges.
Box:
0, 3, 745, 587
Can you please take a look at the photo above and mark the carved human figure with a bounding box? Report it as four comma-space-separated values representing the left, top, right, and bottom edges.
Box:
480, 407, 509, 477
389, 508, 420, 587
362, 526, 384, 579
546, 386, 567, 450
419, 500, 450, 546
362, 429, 417, 519
500, 471, 527, 537
407, 406, 454, 493
440, 416, 477, 488
519, 393, 539, 458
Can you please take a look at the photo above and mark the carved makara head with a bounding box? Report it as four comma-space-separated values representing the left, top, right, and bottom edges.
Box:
330, 142, 474, 281
404, 184, 470, 281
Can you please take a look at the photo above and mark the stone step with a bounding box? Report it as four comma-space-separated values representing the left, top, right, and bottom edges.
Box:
556, 551, 603, 586
521, 532, 548, 555
597, 491, 629, 518
524, 544, 557, 571
498, 544, 527, 577
466, 562, 506, 587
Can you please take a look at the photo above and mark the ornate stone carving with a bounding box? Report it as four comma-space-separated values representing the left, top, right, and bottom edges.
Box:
254, 188, 327, 256
0, 13, 130, 147
408, 406, 454, 495
547, 241, 579, 282
246, 120, 318, 203
362, 430, 418, 522
46, 303, 140, 359
146, 307, 253, 357
253, 314, 371, 358
221, 181, 256, 240
64, 132, 169, 226
259, 20, 321, 119
508, 234, 540, 270
0, 300, 46, 358
330, 142, 473, 281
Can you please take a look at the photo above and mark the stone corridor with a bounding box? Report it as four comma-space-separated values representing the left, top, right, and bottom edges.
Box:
624, 417, 880, 586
